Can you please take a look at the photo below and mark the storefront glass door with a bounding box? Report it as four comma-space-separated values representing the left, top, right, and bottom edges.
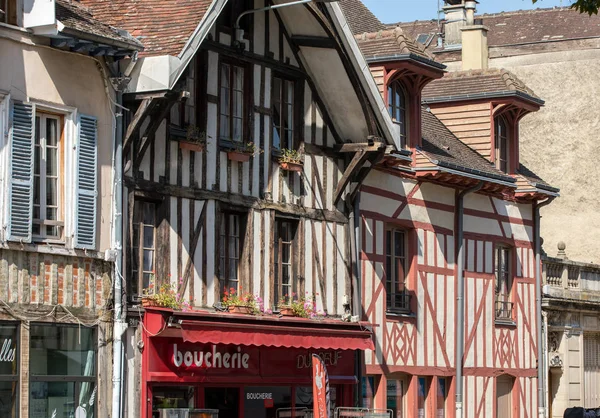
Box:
205, 387, 239, 418
243, 386, 291, 418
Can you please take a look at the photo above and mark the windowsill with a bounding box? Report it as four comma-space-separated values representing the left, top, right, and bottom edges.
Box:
386, 311, 416, 321
495, 318, 517, 327
32, 238, 65, 246
218, 138, 244, 151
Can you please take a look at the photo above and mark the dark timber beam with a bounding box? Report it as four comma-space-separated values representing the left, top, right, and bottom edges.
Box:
123, 98, 154, 152
333, 149, 371, 206
349, 149, 387, 203
334, 141, 385, 153
291, 35, 337, 49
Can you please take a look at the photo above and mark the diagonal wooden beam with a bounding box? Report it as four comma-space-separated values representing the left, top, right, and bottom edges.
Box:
123, 98, 154, 152
177, 201, 208, 300
333, 149, 371, 206
349, 149, 387, 203
133, 98, 178, 173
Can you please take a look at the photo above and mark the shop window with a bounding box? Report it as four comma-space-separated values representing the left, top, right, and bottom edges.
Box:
385, 228, 410, 313
274, 219, 298, 307
244, 386, 292, 417
131, 200, 158, 296
152, 386, 195, 413
29, 324, 96, 418
436, 377, 449, 418
219, 213, 245, 296
386, 378, 405, 418
494, 115, 510, 173
388, 80, 408, 148
219, 61, 246, 143
362, 376, 375, 409
495, 245, 513, 320
33, 113, 64, 241
0, 323, 18, 418
272, 76, 296, 150
205, 387, 240, 418
417, 377, 429, 418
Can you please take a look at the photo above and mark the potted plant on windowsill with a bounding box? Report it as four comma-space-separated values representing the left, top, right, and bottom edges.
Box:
277, 148, 303, 172
176, 125, 207, 152
142, 275, 191, 311
227, 141, 263, 162
278, 293, 326, 319
221, 288, 260, 314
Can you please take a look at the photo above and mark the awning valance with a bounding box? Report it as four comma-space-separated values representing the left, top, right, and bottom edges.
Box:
179, 318, 374, 351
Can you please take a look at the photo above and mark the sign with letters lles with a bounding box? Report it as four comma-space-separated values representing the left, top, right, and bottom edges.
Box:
0, 339, 15, 363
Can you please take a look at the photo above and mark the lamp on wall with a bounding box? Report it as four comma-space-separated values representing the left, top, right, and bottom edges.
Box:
234, 0, 338, 47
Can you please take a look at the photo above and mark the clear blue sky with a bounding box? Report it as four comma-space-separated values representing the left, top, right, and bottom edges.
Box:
362, 0, 571, 23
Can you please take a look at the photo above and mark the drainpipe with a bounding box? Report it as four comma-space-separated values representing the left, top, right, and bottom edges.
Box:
535, 197, 554, 418
349, 192, 363, 406
455, 181, 483, 418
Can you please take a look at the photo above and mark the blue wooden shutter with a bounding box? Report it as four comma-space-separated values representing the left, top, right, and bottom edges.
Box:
7, 101, 35, 242
74, 114, 98, 250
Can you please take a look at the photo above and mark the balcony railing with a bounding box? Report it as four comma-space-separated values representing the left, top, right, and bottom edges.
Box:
495, 299, 513, 320
386, 289, 411, 314
543, 257, 600, 292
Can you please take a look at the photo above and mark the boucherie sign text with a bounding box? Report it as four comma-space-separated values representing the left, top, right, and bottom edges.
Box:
173, 344, 251, 369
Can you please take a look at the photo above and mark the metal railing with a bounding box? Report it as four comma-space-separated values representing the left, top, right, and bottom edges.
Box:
495, 299, 513, 320
386, 289, 411, 313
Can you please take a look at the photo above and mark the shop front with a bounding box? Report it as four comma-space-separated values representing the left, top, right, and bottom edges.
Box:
141, 309, 374, 418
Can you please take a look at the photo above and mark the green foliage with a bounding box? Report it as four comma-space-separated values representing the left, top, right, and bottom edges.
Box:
234, 141, 263, 156
142, 275, 190, 310
186, 125, 208, 143
221, 288, 261, 314
533, 0, 599, 15
279, 148, 303, 163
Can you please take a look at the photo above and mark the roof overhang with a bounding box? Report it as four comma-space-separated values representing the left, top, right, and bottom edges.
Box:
423, 90, 545, 107
365, 53, 446, 71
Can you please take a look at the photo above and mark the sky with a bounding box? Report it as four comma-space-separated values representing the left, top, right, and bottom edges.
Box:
361, 0, 571, 23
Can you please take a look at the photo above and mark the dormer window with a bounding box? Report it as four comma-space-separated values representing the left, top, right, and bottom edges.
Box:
494, 115, 510, 173
388, 80, 408, 148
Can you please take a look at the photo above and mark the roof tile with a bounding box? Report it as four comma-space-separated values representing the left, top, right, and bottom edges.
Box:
338, 0, 386, 35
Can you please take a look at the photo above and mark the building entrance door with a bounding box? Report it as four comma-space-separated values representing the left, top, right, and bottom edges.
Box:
205, 387, 240, 418
496, 375, 513, 418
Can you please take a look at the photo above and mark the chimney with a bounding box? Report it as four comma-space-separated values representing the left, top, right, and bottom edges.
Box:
442, 0, 479, 48
460, 20, 489, 70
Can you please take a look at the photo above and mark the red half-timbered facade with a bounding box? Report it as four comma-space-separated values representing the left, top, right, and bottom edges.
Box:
351, 26, 559, 418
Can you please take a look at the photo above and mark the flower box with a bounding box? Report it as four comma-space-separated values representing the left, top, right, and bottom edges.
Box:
227, 150, 252, 162
179, 141, 205, 153
228, 305, 254, 315
279, 306, 295, 317
142, 297, 158, 308
279, 161, 303, 172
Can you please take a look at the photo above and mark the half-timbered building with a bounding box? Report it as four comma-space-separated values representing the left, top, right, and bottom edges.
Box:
346, 18, 559, 418
79, 0, 403, 417
0, 1, 141, 417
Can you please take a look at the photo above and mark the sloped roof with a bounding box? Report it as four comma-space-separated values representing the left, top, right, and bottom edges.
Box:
78, 0, 212, 57
338, 0, 386, 35
422, 68, 543, 105
517, 163, 558, 193
354, 27, 442, 66
420, 107, 515, 183
55, 0, 142, 49
396, 7, 600, 51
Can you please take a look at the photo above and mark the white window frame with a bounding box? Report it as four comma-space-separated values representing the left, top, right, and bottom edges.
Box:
0, 93, 9, 242
30, 100, 77, 247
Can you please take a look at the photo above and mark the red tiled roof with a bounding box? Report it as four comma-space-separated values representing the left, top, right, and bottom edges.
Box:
78, 0, 213, 57
56, 0, 142, 49
422, 68, 542, 104
355, 27, 435, 62
395, 7, 600, 51
338, 0, 386, 35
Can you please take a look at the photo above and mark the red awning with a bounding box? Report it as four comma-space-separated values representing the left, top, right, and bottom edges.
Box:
179, 318, 374, 351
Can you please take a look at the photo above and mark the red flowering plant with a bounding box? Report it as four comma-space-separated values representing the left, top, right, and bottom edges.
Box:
142, 274, 191, 311
278, 292, 326, 319
222, 288, 262, 314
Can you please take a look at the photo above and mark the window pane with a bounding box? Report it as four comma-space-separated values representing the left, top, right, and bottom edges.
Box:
233, 118, 242, 142
143, 226, 154, 248
46, 118, 58, 146
387, 379, 403, 418
0, 381, 17, 418
437, 378, 447, 418
143, 203, 155, 225
234, 66, 243, 90
46, 147, 58, 176
30, 381, 76, 418
417, 378, 428, 418
46, 179, 57, 207
143, 250, 154, 271
30, 325, 96, 376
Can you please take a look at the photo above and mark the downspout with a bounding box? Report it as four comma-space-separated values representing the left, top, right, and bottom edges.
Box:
455, 181, 483, 418
535, 197, 554, 418
349, 192, 363, 407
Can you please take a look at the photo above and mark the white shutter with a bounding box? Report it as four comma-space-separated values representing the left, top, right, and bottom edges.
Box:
74, 114, 98, 250
584, 333, 600, 408
6, 101, 35, 243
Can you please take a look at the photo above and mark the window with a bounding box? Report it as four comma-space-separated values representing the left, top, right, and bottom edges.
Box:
385, 228, 410, 313
274, 219, 297, 306
388, 81, 407, 148
387, 378, 405, 418
132, 201, 157, 294
0, 323, 18, 418
495, 115, 510, 173
417, 377, 429, 418
219, 62, 245, 142
272, 76, 295, 150
219, 213, 242, 295
436, 377, 448, 418
29, 324, 96, 418
1, 0, 17, 25
495, 246, 513, 320
33, 113, 63, 241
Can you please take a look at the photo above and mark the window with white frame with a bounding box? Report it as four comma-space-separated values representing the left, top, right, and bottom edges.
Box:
495, 245, 513, 320
219, 62, 245, 142
131, 201, 157, 294
272, 76, 295, 150
33, 113, 63, 241
385, 228, 410, 312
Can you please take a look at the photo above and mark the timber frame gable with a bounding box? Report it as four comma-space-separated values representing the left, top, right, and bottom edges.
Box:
118, 0, 402, 315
